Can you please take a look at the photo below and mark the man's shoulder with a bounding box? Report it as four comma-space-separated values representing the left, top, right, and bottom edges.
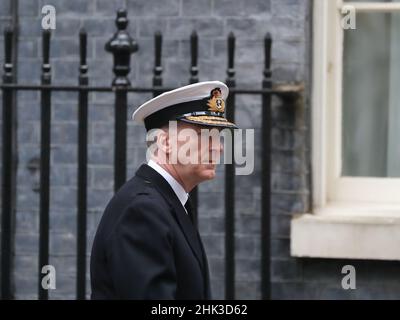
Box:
110, 174, 168, 210
95, 175, 173, 240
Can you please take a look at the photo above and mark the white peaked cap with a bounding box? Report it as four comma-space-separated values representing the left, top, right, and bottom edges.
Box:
132, 81, 237, 131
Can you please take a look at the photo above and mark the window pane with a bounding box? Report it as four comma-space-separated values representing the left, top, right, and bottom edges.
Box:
342, 12, 400, 177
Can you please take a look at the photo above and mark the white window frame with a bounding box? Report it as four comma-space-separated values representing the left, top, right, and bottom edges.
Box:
313, 0, 400, 215
291, 0, 400, 261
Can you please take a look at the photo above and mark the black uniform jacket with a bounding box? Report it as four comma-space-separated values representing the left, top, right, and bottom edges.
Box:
90, 164, 211, 299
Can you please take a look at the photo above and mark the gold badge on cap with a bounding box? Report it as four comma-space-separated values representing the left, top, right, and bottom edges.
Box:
207, 88, 225, 113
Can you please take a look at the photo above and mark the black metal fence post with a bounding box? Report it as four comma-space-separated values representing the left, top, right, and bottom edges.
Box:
1, 27, 16, 300
225, 31, 236, 300
38, 29, 52, 300
76, 28, 88, 300
189, 30, 199, 227
105, 9, 138, 191
261, 33, 272, 300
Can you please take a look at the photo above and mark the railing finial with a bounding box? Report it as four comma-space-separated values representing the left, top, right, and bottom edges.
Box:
105, 9, 138, 86
190, 30, 199, 84
3, 27, 13, 79
227, 32, 235, 82
263, 32, 272, 82
116, 8, 129, 30
153, 31, 163, 89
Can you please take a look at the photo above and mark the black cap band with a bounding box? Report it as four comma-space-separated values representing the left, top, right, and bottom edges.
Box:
144, 97, 225, 131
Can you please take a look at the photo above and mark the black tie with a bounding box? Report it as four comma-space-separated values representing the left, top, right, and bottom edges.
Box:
184, 197, 196, 227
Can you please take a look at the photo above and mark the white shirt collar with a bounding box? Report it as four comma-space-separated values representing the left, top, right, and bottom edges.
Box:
147, 159, 189, 208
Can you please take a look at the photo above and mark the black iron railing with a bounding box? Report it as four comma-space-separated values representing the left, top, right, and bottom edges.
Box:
0, 9, 301, 300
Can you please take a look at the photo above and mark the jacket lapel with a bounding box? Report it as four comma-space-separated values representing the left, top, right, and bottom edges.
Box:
186, 198, 211, 298
135, 164, 205, 271
196, 230, 212, 299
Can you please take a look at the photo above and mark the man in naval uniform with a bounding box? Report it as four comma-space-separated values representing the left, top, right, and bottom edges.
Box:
90, 81, 237, 299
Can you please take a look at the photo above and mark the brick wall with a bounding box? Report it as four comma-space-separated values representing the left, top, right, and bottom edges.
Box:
9, 0, 389, 300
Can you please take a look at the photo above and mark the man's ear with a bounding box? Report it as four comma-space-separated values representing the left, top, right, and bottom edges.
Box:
157, 129, 172, 155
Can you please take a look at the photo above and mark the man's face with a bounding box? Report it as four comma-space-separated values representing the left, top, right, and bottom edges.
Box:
170, 121, 224, 185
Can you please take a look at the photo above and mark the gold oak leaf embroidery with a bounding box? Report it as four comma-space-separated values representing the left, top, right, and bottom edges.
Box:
207, 88, 225, 113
